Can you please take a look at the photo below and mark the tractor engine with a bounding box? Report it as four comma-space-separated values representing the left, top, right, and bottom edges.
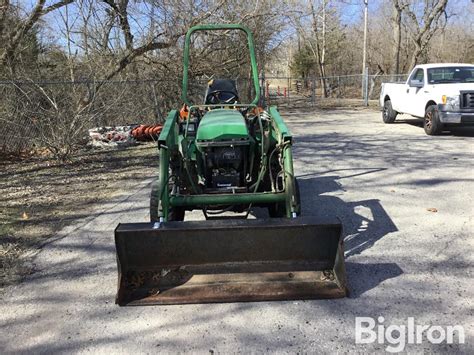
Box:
204, 146, 246, 189
195, 109, 251, 190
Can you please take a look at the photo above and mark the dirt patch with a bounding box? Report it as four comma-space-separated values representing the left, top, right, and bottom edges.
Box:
0, 144, 158, 290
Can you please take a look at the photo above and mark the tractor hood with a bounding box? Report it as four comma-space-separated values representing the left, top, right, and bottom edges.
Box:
196, 109, 249, 146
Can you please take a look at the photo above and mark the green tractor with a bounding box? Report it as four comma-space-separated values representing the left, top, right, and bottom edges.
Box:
115, 24, 347, 306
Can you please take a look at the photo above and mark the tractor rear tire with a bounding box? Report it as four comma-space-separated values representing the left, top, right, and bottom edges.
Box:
382, 100, 398, 123
150, 179, 185, 222
268, 178, 301, 218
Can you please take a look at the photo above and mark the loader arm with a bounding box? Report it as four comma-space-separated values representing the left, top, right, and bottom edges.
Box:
157, 110, 180, 221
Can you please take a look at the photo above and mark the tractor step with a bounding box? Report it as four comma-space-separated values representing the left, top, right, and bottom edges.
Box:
115, 216, 347, 306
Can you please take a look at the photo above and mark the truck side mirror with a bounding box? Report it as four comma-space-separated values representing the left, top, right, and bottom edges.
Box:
409, 79, 424, 88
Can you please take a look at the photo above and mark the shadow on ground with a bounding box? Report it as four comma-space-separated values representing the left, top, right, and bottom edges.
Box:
296, 175, 402, 298
393, 118, 474, 137
297, 175, 398, 257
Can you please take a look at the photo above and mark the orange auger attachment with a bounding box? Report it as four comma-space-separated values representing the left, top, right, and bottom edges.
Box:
131, 124, 163, 141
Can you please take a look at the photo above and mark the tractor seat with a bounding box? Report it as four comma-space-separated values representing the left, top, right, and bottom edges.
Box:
204, 79, 239, 105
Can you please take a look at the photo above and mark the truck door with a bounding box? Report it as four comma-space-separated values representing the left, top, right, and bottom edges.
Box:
406, 68, 426, 117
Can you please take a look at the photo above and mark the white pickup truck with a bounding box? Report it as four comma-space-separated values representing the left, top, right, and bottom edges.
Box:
380, 63, 474, 135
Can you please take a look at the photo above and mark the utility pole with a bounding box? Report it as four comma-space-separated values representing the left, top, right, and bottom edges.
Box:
361, 0, 368, 99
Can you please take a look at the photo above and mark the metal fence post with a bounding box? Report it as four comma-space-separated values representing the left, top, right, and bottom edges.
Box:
287, 77, 290, 103
364, 68, 369, 107
337, 76, 340, 98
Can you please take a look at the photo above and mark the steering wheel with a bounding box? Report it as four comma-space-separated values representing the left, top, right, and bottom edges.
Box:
206, 91, 238, 105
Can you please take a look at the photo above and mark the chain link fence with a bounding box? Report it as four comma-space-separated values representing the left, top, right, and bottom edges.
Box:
0, 79, 181, 155
0, 73, 407, 156
262, 74, 407, 107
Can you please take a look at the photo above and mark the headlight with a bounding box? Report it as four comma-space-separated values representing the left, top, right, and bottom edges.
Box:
441, 95, 460, 110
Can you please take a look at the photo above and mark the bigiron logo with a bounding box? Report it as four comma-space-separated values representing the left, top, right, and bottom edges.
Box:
355, 316, 465, 353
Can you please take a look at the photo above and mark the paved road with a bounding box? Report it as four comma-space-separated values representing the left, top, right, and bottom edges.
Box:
1, 109, 473, 353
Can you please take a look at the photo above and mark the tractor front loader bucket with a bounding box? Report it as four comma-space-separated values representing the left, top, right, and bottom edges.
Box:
115, 216, 347, 306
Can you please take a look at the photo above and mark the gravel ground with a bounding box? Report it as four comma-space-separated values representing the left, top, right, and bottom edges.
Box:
0, 108, 473, 353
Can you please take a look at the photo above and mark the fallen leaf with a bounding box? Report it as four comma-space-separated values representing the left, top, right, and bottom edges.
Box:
427, 208, 438, 213
21, 212, 29, 220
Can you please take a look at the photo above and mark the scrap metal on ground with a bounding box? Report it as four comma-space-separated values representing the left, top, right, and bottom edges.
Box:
88, 124, 163, 147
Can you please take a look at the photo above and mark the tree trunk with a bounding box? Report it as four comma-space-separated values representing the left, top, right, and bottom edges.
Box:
369, 65, 384, 99
320, 0, 327, 97
310, 1, 328, 98
391, 1, 403, 75
409, 40, 423, 69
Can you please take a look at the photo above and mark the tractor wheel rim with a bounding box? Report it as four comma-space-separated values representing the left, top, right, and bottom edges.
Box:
425, 112, 432, 129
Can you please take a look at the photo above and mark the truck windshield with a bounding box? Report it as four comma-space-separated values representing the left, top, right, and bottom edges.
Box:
427, 67, 474, 84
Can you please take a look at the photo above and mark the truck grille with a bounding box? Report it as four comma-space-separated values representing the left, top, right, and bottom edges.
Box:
461, 92, 474, 109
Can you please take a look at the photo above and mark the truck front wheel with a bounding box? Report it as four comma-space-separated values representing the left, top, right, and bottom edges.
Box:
424, 105, 443, 135
382, 100, 398, 123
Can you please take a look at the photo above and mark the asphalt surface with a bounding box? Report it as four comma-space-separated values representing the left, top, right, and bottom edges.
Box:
1, 109, 473, 353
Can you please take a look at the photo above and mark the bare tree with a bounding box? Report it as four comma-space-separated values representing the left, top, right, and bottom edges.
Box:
391, 0, 408, 74
404, 0, 448, 69
0, 0, 75, 70
2, 0, 471, 159
1, 0, 291, 159
310, 0, 328, 97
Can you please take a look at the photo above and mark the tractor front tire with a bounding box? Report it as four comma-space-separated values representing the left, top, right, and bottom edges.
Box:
268, 178, 301, 218
424, 105, 443, 135
150, 179, 185, 222
268, 201, 285, 218
382, 100, 398, 123
294, 178, 301, 215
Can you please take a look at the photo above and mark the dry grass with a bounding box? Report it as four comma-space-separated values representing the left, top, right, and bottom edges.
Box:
0, 144, 158, 290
